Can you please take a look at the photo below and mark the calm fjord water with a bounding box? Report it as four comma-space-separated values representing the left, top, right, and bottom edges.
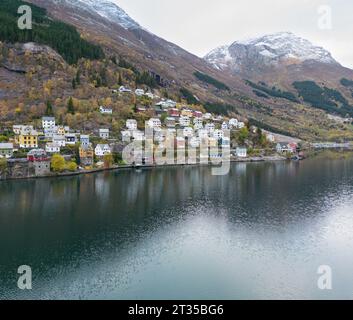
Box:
1, 159, 353, 299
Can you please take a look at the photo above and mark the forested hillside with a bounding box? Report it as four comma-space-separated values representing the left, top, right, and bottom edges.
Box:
0, 0, 104, 64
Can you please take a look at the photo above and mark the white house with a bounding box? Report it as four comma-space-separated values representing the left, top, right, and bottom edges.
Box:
276, 142, 292, 153
45, 142, 60, 154
132, 130, 145, 141
236, 147, 247, 158
99, 106, 113, 115
221, 122, 229, 130
126, 119, 138, 131
147, 118, 161, 129
135, 89, 145, 96
42, 117, 56, 130
205, 123, 215, 133
119, 86, 132, 93
203, 113, 212, 120
213, 129, 224, 140
183, 127, 194, 138
0, 143, 14, 159
266, 133, 275, 143
95, 144, 111, 157
189, 137, 200, 148
198, 129, 209, 139
165, 117, 176, 128
53, 135, 66, 147
238, 122, 245, 129
221, 137, 230, 147
193, 118, 203, 130
121, 130, 131, 143
179, 116, 190, 127
229, 118, 239, 128
99, 129, 110, 140
145, 92, 154, 99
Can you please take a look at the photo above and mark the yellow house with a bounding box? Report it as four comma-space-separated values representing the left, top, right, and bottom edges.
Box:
18, 130, 38, 149
181, 109, 193, 117
56, 126, 66, 135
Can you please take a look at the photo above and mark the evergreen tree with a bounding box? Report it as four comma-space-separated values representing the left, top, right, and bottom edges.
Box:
67, 97, 75, 115
118, 72, 123, 86
72, 78, 76, 89
46, 100, 53, 116
76, 70, 81, 85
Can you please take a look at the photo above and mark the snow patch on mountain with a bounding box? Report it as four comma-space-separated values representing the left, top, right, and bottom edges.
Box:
205, 32, 339, 71
53, 0, 141, 30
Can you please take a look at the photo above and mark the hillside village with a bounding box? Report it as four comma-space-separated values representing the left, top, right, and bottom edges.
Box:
0, 83, 301, 179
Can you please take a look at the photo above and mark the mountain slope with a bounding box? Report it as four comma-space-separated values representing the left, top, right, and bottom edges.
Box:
1, 0, 353, 141
205, 32, 353, 118
205, 32, 339, 72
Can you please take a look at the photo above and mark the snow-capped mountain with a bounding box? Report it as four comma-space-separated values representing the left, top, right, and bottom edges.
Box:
51, 0, 140, 29
205, 32, 339, 73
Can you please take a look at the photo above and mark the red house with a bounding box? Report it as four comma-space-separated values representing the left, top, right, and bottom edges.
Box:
27, 149, 49, 162
193, 111, 203, 118
169, 108, 180, 117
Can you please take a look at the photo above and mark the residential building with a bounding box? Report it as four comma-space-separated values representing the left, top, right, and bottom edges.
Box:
198, 129, 209, 139
79, 144, 94, 167
266, 133, 275, 143
221, 122, 229, 130
27, 149, 48, 162
53, 135, 66, 147
236, 147, 247, 158
147, 118, 161, 129
221, 137, 230, 147
229, 118, 239, 128
176, 137, 185, 149
18, 130, 38, 149
99, 129, 110, 140
119, 86, 132, 93
121, 130, 132, 143
56, 126, 67, 136
205, 123, 215, 133
193, 118, 203, 130
42, 117, 56, 130
276, 142, 292, 153
193, 111, 203, 118
126, 119, 138, 131
183, 127, 194, 138
213, 129, 224, 140
135, 89, 145, 96
145, 92, 154, 99
136, 106, 147, 113
165, 117, 176, 128
95, 144, 111, 157
132, 130, 145, 141
179, 116, 190, 127
80, 135, 90, 146
99, 106, 113, 115
168, 108, 180, 117
45, 143, 60, 154
203, 113, 212, 120
181, 109, 193, 117
65, 133, 77, 145
13, 125, 33, 136
238, 122, 245, 129
189, 137, 200, 148
0, 143, 14, 159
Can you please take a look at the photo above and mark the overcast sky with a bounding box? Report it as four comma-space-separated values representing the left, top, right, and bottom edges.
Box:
114, 0, 353, 68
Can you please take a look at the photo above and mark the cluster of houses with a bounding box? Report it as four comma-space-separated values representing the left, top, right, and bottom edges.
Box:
111, 86, 155, 100
120, 107, 246, 150
0, 117, 117, 169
